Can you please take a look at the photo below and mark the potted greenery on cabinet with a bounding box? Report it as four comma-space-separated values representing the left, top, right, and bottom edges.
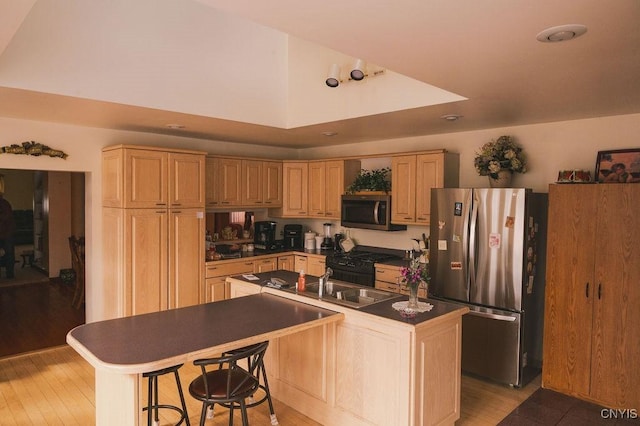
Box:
346, 167, 391, 194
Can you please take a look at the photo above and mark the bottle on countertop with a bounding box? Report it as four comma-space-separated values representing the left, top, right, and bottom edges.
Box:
297, 269, 306, 292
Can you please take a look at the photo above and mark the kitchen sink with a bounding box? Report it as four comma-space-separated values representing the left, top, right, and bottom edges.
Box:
282, 281, 400, 309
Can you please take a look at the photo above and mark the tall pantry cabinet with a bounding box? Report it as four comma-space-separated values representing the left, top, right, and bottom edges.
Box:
543, 184, 640, 409
102, 145, 206, 318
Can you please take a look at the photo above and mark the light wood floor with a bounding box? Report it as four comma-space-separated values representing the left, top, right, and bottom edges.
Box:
0, 345, 540, 425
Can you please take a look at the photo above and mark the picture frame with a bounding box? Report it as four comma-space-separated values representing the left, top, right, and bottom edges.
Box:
594, 148, 640, 183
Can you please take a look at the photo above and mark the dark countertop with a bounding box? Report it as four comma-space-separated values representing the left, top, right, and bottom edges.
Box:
230, 270, 465, 325
207, 248, 328, 263
67, 293, 342, 372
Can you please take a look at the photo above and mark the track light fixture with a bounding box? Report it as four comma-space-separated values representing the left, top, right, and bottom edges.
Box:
325, 60, 384, 88
350, 59, 366, 81
326, 64, 341, 87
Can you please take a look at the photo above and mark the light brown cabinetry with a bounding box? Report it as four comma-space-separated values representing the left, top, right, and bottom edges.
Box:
102, 146, 205, 209
542, 184, 640, 409
391, 152, 459, 225
375, 263, 427, 298
217, 157, 243, 207
205, 156, 282, 209
102, 145, 206, 319
228, 278, 465, 425
253, 256, 278, 273
277, 255, 295, 271
205, 156, 219, 208
272, 162, 308, 217
205, 259, 254, 302
241, 160, 283, 207
295, 253, 326, 276
308, 160, 361, 218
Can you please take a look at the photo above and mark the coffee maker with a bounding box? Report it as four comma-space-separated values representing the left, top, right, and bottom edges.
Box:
283, 224, 304, 250
254, 221, 277, 250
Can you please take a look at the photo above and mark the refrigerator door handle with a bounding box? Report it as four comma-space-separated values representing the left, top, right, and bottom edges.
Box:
467, 310, 517, 322
468, 191, 479, 289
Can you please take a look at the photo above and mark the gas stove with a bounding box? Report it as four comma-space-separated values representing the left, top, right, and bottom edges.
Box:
326, 246, 403, 287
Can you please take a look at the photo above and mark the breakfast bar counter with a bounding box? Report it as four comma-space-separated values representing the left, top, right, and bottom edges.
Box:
67, 293, 343, 426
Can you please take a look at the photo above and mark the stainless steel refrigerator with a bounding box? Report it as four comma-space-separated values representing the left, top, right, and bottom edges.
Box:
429, 188, 547, 387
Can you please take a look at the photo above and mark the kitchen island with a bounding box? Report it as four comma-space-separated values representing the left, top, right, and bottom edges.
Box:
227, 271, 468, 426
66, 293, 343, 426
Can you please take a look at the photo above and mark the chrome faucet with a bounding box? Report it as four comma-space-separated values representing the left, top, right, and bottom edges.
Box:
319, 267, 333, 297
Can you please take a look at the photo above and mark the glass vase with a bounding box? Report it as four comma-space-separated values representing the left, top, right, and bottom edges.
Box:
407, 283, 420, 310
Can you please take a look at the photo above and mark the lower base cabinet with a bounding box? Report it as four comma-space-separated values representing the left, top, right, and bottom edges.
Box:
228, 278, 463, 425
205, 260, 253, 302
375, 263, 427, 298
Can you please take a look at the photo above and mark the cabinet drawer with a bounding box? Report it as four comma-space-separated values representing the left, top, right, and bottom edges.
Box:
375, 266, 401, 284
206, 261, 253, 278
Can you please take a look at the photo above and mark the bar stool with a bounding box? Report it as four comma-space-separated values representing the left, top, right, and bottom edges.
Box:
189, 341, 278, 426
143, 364, 190, 426
223, 342, 278, 425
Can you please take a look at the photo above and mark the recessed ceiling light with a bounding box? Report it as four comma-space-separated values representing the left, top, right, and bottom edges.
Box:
322, 131, 338, 136
441, 114, 463, 122
166, 124, 185, 129
536, 24, 587, 43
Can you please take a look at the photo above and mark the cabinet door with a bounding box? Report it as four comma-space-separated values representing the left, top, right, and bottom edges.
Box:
169, 153, 205, 208
307, 256, 326, 277
278, 255, 295, 271
543, 185, 597, 397
294, 255, 308, 274
282, 162, 309, 217
242, 159, 263, 206
124, 149, 168, 208
206, 277, 227, 302
218, 158, 242, 206
263, 161, 283, 207
324, 160, 345, 218
205, 157, 219, 208
254, 256, 278, 273
102, 149, 124, 207
590, 185, 640, 407
391, 155, 416, 223
308, 161, 326, 217
415, 154, 443, 224
168, 208, 204, 309
125, 209, 168, 316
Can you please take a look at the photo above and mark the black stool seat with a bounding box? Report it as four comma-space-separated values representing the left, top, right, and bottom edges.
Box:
189, 341, 278, 426
143, 364, 190, 426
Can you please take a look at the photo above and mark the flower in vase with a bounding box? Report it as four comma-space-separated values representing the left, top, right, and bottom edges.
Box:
400, 257, 429, 290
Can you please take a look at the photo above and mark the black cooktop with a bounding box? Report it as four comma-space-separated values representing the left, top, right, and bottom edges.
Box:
326, 246, 403, 271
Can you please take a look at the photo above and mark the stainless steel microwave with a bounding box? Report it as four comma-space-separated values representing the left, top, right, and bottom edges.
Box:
341, 194, 407, 231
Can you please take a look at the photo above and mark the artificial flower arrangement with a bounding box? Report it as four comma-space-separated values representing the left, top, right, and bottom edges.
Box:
400, 257, 430, 290
474, 135, 527, 179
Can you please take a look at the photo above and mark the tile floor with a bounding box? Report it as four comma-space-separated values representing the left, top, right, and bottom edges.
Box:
499, 388, 640, 425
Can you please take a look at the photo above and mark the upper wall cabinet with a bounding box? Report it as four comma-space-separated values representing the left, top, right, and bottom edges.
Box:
271, 161, 309, 217
102, 145, 205, 209
391, 152, 459, 225
242, 159, 283, 207
205, 156, 282, 209
308, 160, 361, 218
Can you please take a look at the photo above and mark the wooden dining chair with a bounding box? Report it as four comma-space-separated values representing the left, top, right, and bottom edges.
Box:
68, 236, 85, 309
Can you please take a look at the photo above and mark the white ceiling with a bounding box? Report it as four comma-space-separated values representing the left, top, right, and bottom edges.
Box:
1, 0, 639, 148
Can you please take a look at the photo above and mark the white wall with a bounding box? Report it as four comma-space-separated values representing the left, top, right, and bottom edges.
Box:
1, 112, 639, 321
295, 113, 640, 250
